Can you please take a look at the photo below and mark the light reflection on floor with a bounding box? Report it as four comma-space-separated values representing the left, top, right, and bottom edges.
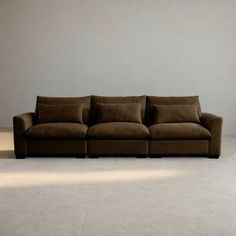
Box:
0, 129, 14, 151
0, 169, 184, 188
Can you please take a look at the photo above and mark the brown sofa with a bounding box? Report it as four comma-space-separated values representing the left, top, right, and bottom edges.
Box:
13, 95, 223, 159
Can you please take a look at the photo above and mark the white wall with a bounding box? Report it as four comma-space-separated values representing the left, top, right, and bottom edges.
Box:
0, 0, 236, 134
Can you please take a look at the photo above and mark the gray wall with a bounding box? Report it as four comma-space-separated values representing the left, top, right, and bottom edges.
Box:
0, 0, 236, 134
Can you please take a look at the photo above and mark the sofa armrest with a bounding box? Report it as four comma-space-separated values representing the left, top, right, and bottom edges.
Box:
200, 113, 223, 157
13, 112, 35, 157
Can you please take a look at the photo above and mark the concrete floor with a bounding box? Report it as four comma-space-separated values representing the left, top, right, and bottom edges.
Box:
0, 130, 236, 236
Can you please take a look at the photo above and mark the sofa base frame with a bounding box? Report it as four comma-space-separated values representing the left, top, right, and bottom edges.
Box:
76, 155, 86, 158
208, 155, 220, 159
88, 140, 148, 157
15, 153, 220, 159
15, 154, 26, 159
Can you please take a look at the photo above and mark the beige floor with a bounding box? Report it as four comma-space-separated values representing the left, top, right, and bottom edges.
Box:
0, 130, 236, 236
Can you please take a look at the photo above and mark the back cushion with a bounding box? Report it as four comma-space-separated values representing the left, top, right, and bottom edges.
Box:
38, 104, 83, 123
92, 96, 146, 123
153, 104, 200, 124
36, 96, 91, 124
147, 96, 201, 125
96, 103, 142, 124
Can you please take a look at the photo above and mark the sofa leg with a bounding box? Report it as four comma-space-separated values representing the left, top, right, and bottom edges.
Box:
89, 155, 99, 158
16, 154, 26, 159
208, 155, 220, 159
76, 155, 86, 158
136, 155, 147, 158
149, 155, 163, 158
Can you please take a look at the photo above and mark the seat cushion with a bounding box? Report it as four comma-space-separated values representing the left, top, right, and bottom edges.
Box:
149, 123, 211, 140
88, 122, 149, 140
26, 123, 88, 139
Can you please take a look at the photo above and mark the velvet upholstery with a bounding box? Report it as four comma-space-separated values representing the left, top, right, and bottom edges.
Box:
95, 103, 142, 124
13, 112, 35, 156
38, 104, 83, 123
92, 96, 146, 123
147, 96, 201, 125
149, 140, 209, 156
149, 123, 211, 140
13, 95, 223, 158
36, 96, 91, 124
88, 122, 149, 139
88, 140, 148, 156
26, 123, 87, 139
27, 140, 87, 156
153, 104, 200, 124
201, 113, 223, 156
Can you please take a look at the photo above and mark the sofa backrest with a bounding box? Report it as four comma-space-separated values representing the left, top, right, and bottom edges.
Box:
91, 95, 146, 124
35, 95, 201, 126
146, 96, 201, 125
35, 96, 91, 124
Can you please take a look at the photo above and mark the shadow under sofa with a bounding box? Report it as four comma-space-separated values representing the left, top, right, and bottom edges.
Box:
13, 95, 223, 159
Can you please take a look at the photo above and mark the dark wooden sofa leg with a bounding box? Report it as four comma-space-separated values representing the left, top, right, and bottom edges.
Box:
208, 155, 220, 159
16, 154, 26, 159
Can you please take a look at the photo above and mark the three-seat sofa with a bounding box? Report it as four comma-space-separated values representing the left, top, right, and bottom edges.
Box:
13, 95, 223, 159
